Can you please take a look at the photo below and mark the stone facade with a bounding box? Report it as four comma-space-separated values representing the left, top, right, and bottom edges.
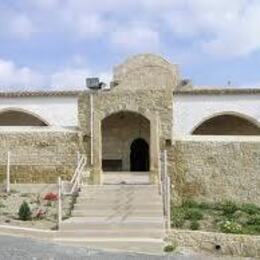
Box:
0, 53, 258, 209
0, 130, 82, 183
168, 137, 260, 206
169, 229, 260, 257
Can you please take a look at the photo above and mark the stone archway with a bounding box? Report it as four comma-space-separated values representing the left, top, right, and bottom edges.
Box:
92, 106, 160, 184
101, 111, 150, 172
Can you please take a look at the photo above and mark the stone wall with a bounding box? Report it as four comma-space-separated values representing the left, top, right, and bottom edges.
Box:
0, 130, 82, 183
113, 54, 180, 91
93, 89, 172, 140
169, 229, 260, 257
168, 137, 260, 206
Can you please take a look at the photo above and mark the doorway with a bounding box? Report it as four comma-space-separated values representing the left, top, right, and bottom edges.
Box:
130, 138, 149, 171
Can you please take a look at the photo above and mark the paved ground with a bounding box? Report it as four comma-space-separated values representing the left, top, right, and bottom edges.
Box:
0, 235, 255, 260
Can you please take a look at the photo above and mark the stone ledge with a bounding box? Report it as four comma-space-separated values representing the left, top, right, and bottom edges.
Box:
169, 229, 260, 258
174, 88, 260, 95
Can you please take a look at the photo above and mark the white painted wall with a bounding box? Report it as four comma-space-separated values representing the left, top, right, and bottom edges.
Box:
173, 93, 260, 136
0, 96, 78, 127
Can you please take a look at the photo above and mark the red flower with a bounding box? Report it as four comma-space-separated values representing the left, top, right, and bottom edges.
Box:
44, 192, 58, 201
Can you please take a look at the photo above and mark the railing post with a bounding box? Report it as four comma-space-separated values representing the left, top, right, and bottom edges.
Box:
163, 149, 171, 231
57, 177, 62, 229
6, 151, 10, 193
166, 175, 171, 231
77, 151, 80, 165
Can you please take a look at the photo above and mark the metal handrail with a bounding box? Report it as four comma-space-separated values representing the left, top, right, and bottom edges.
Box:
69, 154, 87, 194
160, 149, 171, 231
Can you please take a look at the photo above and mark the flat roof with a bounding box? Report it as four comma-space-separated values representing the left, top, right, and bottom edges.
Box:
0, 90, 85, 97
0, 87, 259, 97
173, 88, 260, 95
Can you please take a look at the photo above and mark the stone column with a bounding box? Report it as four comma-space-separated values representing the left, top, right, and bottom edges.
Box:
149, 115, 159, 184
92, 114, 103, 184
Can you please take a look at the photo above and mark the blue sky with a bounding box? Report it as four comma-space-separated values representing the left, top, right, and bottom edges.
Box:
0, 0, 260, 90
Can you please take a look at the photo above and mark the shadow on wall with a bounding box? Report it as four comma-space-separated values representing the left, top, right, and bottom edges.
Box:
192, 114, 260, 135
0, 109, 49, 126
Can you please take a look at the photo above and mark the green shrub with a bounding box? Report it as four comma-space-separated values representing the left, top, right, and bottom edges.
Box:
164, 242, 178, 252
241, 203, 260, 215
190, 220, 200, 230
184, 208, 203, 221
171, 208, 185, 228
18, 201, 32, 221
219, 220, 242, 234
221, 201, 239, 216
247, 214, 260, 226
197, 201, 211, 210
182, 200, 200, 208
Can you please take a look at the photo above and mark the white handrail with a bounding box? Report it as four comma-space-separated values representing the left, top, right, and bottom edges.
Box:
69, 154, 87, 194
70, 156, 85, 184
160, 149, 171, 231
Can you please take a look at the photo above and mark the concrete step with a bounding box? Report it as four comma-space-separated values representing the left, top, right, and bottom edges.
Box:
80, 188, 159, 194
72, 210, 163, 217
103, 178, 150, 185
74, 200, 162, 206
73, 204, 163, 211
80, 185, 158, 194
54, 238, 165, 254
76, 197, 162, 203
57, 229, 165, 239
60, 183, 165, 254
60, 219, 164, 231
82, 184, 158, 190
63, 216, 164, 223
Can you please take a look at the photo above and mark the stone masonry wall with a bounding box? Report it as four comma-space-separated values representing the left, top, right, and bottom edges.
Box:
168, 138, 260, 206
169, 229, 260, 257
93, 89, 172, 140
0, 131, 82, 183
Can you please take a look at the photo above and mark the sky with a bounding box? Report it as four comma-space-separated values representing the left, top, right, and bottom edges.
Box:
0, 0, 260, 90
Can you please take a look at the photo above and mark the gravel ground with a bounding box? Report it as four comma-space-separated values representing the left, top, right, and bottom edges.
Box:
0, 192, 72, 229
0, 235, 255, 260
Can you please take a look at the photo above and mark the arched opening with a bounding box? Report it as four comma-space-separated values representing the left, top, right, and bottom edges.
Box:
102, 111, 150, 172
130, 138, 149, 171
0, 109, 48, 126
192, 114, 260, 135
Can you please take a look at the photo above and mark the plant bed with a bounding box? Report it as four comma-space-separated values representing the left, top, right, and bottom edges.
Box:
0, 191, 74, 230
171, 200, 260, 235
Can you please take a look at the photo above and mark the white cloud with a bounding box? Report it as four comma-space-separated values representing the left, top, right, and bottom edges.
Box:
50, 68, 112, 90
9, 14, 35, 40
75, 14, 106, 39
0, 58, 112, 91
165, 0, 260, 58
0, 10, 35, 40
2, 0, 260, 59
0, 59, 44, 90
111, 26, 160, 52
50, 68, 90, 89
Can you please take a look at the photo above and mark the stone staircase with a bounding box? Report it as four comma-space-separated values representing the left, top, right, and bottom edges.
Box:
55, 184, 166, 253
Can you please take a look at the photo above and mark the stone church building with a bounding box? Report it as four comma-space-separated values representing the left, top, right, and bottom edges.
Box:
0, 54, 259, 206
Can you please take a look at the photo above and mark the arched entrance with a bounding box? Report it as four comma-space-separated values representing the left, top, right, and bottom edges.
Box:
101, 111, 150, 172
192, 114, 260, 135
0, 109, 48, 126
130, 138, 149, 171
